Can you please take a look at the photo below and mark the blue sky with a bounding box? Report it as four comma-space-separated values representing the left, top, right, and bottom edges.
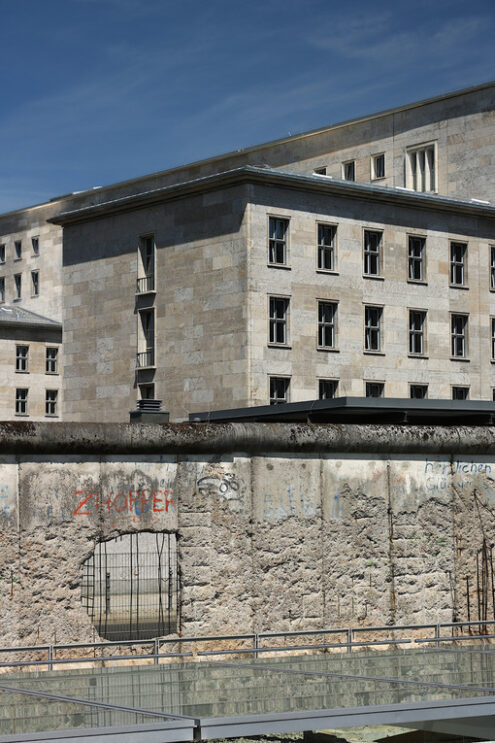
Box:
1, 0, 494, 213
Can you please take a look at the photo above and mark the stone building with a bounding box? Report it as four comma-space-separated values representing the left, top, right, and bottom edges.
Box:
0, 80, 495, 421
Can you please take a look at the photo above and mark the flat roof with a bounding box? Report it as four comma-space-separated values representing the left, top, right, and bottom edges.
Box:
1, 646, 495, 741
190, 397, 495, 425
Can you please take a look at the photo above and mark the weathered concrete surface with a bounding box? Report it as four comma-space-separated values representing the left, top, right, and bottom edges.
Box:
1, 423, 495, 647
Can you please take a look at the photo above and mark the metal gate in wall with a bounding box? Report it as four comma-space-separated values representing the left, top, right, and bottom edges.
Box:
81, 532, 178, 641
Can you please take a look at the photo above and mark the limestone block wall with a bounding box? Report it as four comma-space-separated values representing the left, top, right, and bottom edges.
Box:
1, 422, 495, 649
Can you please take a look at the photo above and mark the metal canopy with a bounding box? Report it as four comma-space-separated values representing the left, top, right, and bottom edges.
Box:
1, 646, 495, 741
189, 396, 495, 425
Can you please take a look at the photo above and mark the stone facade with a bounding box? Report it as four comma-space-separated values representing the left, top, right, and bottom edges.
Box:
0, 80, 494, 419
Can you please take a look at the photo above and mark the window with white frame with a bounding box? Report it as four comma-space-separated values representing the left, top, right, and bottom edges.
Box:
451, 314, 468, 358
0, 277, 4, 303
269, 296, 289, 345
363, 230, 381, 275
45, 347, 59, 374
317, 224, 336, 271
269, 377, 290, 405
408, 236, 426, 281
372, 154, 385, 180
14, 273, 21, 299
31, 271, 39, 296
14, 241, 22, 260
15, 388, 28, 415
343, 161, 355, 181
450, 242, 467, 286
364, 306, 382, 352
410, 384, 428, 399
452, 386, 469, 400
319, 379, 338, 399
409, 310, 426, 355
491, 246, 495, 290
317, 301, 337, 349
15, 345, 29, 372
32, 237, 39, 256
406, 143, 436, 192
268, 217, 289, 265
45, 389, 58, 416
365, 381, 384, 398
137, 235, 155, 293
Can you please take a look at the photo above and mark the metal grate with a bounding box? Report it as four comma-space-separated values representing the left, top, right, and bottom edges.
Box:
81, 533, 177, 641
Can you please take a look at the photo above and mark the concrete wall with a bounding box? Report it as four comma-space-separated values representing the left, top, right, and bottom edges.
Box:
1, 422, 495, 648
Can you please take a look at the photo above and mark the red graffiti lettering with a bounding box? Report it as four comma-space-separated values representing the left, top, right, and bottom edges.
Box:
113, 494, 128, 512
72, 491, 93, 516
153, 491, 163, 512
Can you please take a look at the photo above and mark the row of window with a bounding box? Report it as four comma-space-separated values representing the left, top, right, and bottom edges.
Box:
15, 346, 58, 374
314, 142, 436, 193
0, 237, 39, 264
269, 377, 474, 405
269, 299, 477, 360
15, 388, 58, 416
0, 271, 39, 302
270, 217, 492, 287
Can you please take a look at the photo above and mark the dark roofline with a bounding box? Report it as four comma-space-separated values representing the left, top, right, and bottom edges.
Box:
0, 307, 62, 330
189, 397, 495, 425
49, 166, 495, 226
3, 79, 495, 220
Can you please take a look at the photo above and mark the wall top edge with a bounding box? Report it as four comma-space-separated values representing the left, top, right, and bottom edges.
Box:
0, 421, 494, 455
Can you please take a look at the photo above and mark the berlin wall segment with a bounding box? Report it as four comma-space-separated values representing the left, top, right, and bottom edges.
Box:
1, 422, 495, 649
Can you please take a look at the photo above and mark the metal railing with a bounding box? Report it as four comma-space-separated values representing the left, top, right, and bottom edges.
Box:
136, 348, 155, 368
136, 275, 155, 293
2, 619, 495, 672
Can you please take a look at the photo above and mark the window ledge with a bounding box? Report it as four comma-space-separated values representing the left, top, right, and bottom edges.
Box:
15, 413, 29, 417
267, 263, 291, 270
363, 274, 385, 281
407, 280, 428, 286
450, 357, 470, 362
363, 350, 385, 356
408, 354, 429, 359
316, 269, 339, 276
449, 284, 469, 290
15, 370, 29, 374
13, 258, 22, 262
317, 347, 340, 353
45, 372, 59, 376
45, 414, 59, 418
267, 343, 292, 349
135, 289, 157, 297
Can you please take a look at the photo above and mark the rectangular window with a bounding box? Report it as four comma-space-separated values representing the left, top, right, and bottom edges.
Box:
365, 306, 382, 352
14, 241, 22, 260
0, 277, 4, 303
139, 383, 155, 400
450, 242, 467, 286
372, 154, 385, 179
363, 230, 381, 276
32, 237, 39, 256
137, 235, 155, 293
31, 270, 39, 296
365, 382, 384, 398
45, 389, 58, 416
268, 217, 289, 265
269, 377, 290, 405
317, 224, 336, 271
451, 314, 468, 358
343, 161, 355, 181
15, 388, 28, 415
137, 309, 155, 367
492, 317, 495, 361
408, 236, 426, 281
15, 345, 29, 372
452, 386, 469, 400
410, 384, 428, 399
406, 143, 436, 192
46, 347, 59, 374
319, 379, 338, 399
317, 301, 336, 349
0, 244, 4, 263
14, 273, 21, 299
491, 247, 495, 290
269, 296, 289, 345
409, 310, 426, 355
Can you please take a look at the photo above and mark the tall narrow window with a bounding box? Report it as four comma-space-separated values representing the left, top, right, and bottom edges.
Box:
319, 379, 338, 399
451, 314, 468, 358
406, 144, 436, 192
372, 154, 385, 179
450, 242, 467, 286
409, 310, 426, 355
492, 317, 495, 361
268, 217, 289, 265
0, 277, 4, 303
343, 161, 355, 181
365, 382, 384, 398
0, 244, 5, 263
46, 347, 59, 374
32, 237, 39, 256
490, 247, 495, 290
317, 301, 336, 349
269, 296, 289, 345
137, 309, 155, 367
410, 384, 428, 399
45, 390, 58, 416
364, 306, 382, 352
137, 235, 155, 293
14, 274, 21, 299
15, 388, 28, 415
15, 345, 29, 372
31, 271, 39, 296
452, 386, 469, 400
269, 377, 290, 405
14, 241, 22, 260
317, 224, 336, 271
363, 231, 381, 276
408, 236, 425, 281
